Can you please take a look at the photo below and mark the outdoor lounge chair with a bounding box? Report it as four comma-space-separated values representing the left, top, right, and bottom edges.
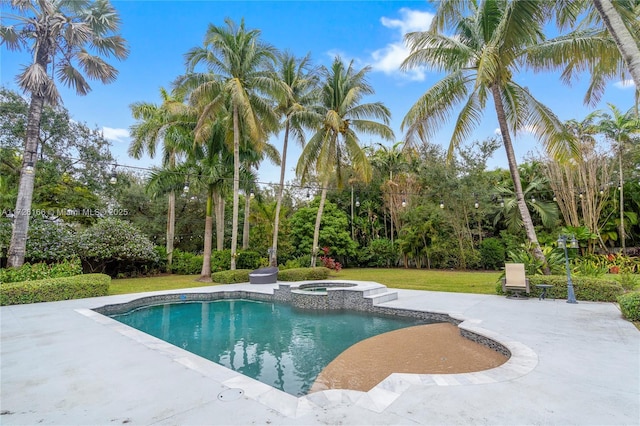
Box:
249, 266, 279, 284
502, 263, 530, 298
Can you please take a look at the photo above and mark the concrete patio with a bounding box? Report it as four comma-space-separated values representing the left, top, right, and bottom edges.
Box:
1, 282, 638, 425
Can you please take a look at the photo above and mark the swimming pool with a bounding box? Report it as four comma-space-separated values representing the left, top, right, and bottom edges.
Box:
111, 299, 435, 396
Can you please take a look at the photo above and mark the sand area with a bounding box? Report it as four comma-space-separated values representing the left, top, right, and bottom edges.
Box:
310, 322, 508, 393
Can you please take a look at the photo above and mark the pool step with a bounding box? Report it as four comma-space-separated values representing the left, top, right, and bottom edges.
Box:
366, 290, 398, 305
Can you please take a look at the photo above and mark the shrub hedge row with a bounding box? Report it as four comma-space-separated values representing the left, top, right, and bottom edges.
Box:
0, 274, 110, 306
618, 292, 640, 321
496, 275, 624, 302
211, 269, 252, 284
277, 267, 330, 281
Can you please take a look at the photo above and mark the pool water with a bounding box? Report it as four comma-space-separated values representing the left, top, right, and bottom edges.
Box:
111, 299, 432, 396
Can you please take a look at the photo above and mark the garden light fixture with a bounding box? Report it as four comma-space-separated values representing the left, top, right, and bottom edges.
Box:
557, 234, 579, 304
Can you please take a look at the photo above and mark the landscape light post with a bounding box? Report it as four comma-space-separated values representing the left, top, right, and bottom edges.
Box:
557, 234, 579, 304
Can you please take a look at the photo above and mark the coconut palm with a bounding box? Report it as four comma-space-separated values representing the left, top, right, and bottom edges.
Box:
592, 0, 640, 88
527, 0, 639, 105
180, 18, 278, 270
268, 51, 320, 266
129, 88, 194, 266
401, 0, 574, 273
296, 57, 394, 267
1, 0, 128, 267
594, 103, 640, 250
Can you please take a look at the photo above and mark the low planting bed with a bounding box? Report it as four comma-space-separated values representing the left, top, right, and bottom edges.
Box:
496, 275, 624, 302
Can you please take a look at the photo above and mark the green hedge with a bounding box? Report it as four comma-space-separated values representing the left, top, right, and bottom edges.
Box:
0, 274, 110, 306
496, 275, 624, 302
211, 269, 252, 284
618, 292, 640, 321
277, 267, 330, 281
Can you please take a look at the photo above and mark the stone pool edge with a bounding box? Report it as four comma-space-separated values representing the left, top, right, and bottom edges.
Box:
81, 282, 538, 417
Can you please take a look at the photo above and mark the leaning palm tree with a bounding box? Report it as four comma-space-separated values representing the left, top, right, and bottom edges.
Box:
527, 0, 639, 106
401, 0, 574, 273
592, 0, 640, 88
129, 88, 194, 266
296, 57, 394, 267
180, 18, 278, 270
594, 104, 640, 250
1, 0, 128, 267
268, 51, 320, 266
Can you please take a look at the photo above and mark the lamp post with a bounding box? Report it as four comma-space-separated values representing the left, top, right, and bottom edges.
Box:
557, 234, 579, 304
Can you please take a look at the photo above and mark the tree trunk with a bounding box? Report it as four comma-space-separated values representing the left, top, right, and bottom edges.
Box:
199, 189, 214, 281
271, 122, 291, 266
310, 183, 328, 268
7, 94, 45, 268
166, 190, 175, 267
491, 85, 550, 274
242, 191, 250, 250
593, 0, 640, 89
230, 104, 240, 270
214, 189, 224, 251
618, 140, 625, 250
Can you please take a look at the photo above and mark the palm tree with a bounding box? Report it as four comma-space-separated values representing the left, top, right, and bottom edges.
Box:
370, 141, 409, 244
181, 18, 278, 270
1, 0, 128, 267
268, 51, 320, 266
527, 0, 639, 106
401, 0, 574, 274
592, 0, 640, 88
594, 104, 640, 250
296, 57, 394, 267
129, 88, 193, 266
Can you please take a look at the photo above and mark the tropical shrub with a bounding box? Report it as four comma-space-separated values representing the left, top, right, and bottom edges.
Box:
358, 238, 397, 267
280, 255, 311, 270
0, 218, 76, 264
479, 238, 505, 270
211, 269, 251, 284
616, 273, 640, 291
618, 292, 640, 321
211, 250, 232, 272
319, 247, 342, 272
170, 250, 203, 275
277, 267, 330, 281
74, 218, 158, 277
0, 273, 110, 305
236, 251, 261, 270
0, 258, 82, 283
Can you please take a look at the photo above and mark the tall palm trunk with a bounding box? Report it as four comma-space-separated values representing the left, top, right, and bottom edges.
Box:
617, 141, 625, 250
231, 104, 240, 270
7, 94, 45, 268
310, 183, 328, 268
200, 187, 214, 281
492, 85, 550, 274
214, 190, 225, 250
166, 153, 177, 267
242, 192, 250, 249
166, 190, 175, 266
593, 0, 640, 88
271, 122, 291, 266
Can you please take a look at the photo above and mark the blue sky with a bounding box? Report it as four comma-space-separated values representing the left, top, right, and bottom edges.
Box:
1, 1, 637, 185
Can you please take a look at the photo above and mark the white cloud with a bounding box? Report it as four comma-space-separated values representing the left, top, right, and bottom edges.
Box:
369, 8, 434, 81
380, 8, 434, 34
614, 79, 636, 89
102, 127, 130, 143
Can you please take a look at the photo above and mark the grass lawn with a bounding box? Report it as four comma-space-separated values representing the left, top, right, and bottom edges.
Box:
110, 268, 502, 296
109, 274, 213, 295
333, 268, 502, 294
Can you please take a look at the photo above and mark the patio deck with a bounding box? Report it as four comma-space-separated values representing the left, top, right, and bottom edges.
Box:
1, 282, 638, 425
